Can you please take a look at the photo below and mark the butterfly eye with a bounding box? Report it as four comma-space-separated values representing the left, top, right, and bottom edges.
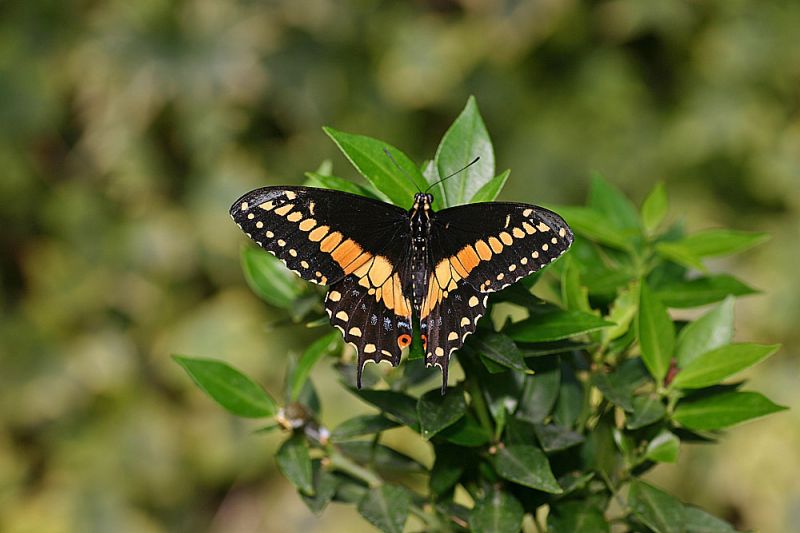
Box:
397, 334, 412, 348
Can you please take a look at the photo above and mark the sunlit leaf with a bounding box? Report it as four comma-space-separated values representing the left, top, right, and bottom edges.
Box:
672, 343, 780, 389
645, 430, 679, 463
507, 310, 614, 343
471, 169, 510, 203
637, 282, 675, 381
548, 206, 631, 250
655, 275, 757, 308
641, 182, 668, 235
433, 96, 495, 208
473, 333, 529, 373
676, 297, 735, 367
628, 480, 685, 533
324, 127, 427, 209
331, 414, 399, 442
668, 229, 769, 258
627, 395, 666, 429
240, 246, 302, 310
173, 356, 277, 418
589, 174, 640, 231
290, 332, 339, 401
305, 171, 383, 200
673, 391, 787, 430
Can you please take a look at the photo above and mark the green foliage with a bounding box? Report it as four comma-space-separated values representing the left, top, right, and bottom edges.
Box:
177, 99, 784, 532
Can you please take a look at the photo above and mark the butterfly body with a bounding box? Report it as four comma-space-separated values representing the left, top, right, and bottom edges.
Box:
231, 186, 573, 393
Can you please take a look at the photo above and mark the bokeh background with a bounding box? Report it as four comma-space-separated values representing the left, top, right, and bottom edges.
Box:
2, 0, 799, 531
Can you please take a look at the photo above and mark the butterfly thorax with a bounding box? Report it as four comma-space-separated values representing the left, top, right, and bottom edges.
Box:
409, 192, 434, 310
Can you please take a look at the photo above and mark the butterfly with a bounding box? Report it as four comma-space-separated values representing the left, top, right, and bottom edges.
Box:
230, 186, 573, 393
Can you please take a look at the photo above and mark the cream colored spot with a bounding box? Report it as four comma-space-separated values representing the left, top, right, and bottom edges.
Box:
256, 221, 264, 228
287, 211, 303, 223
509, 264, 517, 272
533, 251, 539, 258
266, 231, 274, 238
469, 296, 479, 307
488, 237, 503, 254
521, 257, 528, 265
381, 350, 392, 357
320, 276, 327, 284
349, 327, 362, 337
559, 228, 566, 237
247, 213, 255, 220
512, 227, 525, 239
497, 273, 504, 281
551, 237, 558, 244
277, 239, 286, 247
523, 208, 533, 217
336, 311, 349, 321
542, 243, 549, 251
301, 260, 309, 269
309, 226, 329, 242
241, 202, 249, 211
523, 222, 536, 234
504, 215, 511, 228
329, 290, 341, 301
275, 204, 294, 216
537, 222, 550, 232
448, 332, 458, 341
315, 271, 322, 277
299, 219, 316, 231
460, 317, 470, 327
435, 347, 444, 357
499, 231, 513, 246
364, 344, 377, 354
259, 201, 275, 211
284, 191, 297, 200
368, 288, 375, 295
289, 249, 297, 257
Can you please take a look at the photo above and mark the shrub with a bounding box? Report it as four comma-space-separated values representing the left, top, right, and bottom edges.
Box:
176, 98, 783, 532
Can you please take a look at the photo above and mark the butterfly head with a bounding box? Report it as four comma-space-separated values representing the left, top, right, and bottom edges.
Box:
413, 192, 434, 211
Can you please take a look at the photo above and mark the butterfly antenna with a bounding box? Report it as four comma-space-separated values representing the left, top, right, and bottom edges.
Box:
383, 147, 422, 193
424, 156, 480, 193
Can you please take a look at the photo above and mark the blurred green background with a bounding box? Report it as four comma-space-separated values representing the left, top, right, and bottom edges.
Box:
2, 0, 799, 531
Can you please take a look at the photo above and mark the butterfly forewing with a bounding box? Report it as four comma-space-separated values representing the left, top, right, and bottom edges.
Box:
230, 186, 414, 384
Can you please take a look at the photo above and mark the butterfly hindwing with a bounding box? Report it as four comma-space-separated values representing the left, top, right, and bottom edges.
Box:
429, 202, 573, 294
230, 186, 408, 286
325, 271, 413, 387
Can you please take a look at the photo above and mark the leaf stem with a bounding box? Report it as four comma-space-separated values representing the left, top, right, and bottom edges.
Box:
467, 377, 494, 437
328, 449, 382, 487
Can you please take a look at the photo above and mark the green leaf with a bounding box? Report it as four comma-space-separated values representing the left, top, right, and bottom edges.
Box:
672, 343, 780, 389
627, 395, 666, 429
673, 391, 787, 430
473, 333, 529, 373
469, 488, 524, 533
589, 174, 640, 231
338, 441, 425, 473
550, 206, 631, 250
628, 480, 685, 533
641, 181, 668, 234
561, 255, 591, 312
301, 461, 340, 514
276, 435, 314, 495
683, 506, 739, 533
637, 282, 675, 381
516, 357, 561, 423
417, 387, 467, 440
173, 356, 277, 418
433, 96, 495, 208
356, 484, 411, 533
645, 430, 680, 463
330, 415, 399, 442
430, 445, 466, 496
548, 501, 609, 533
533, 423, 584, 452
676, 297, 735, 367
290, 332, 339, 401
655, 275, 757, 308
350, 389, 420, 431
492, 444, 562, 493
553, 363, 585, 428
602, 282, 639, 346
240, 246, 302, 310
323, 127, 426, 209
305, 171, 382, 200
470, 169, 510, 203
507, 310, 614, 343
440, 414, 492, 447
668, 229, 769, 258
591, 358, 649, 412
656, 242, 707, 272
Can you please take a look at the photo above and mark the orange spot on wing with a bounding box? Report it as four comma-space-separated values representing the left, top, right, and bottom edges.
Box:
456, 245, 480, 274
320, 231, 343, 252
331, 239, 362, 268
397, 334, 412, 348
